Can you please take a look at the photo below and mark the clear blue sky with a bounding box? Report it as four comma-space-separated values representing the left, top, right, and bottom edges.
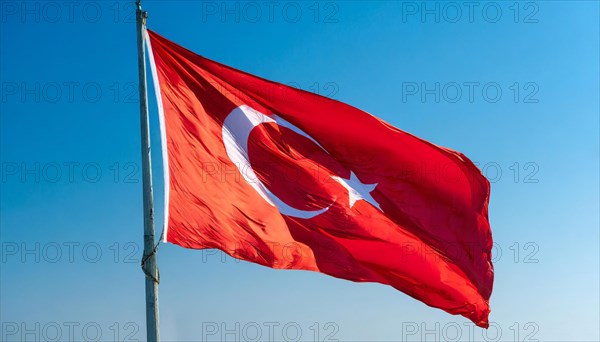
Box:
1, 1, 598, 341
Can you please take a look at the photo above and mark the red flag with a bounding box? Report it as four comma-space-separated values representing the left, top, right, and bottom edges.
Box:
146, 29, 493, 327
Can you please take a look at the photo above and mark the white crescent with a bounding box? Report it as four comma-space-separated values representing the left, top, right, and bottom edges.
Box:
222, 105, 331, 219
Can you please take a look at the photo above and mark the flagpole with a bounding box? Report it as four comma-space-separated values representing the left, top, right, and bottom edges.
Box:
136, 1, 160, 341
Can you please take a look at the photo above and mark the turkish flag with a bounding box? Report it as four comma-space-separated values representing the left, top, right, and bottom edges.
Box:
146, 29, 493, 327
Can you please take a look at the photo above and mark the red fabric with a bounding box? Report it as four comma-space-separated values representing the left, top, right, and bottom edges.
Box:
147, 29, 493, 327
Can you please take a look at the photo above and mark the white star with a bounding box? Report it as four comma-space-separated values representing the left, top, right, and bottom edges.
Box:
332, 171, 381, 211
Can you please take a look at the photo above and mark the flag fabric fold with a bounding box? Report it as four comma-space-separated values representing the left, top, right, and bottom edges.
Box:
145, 29, 493, 327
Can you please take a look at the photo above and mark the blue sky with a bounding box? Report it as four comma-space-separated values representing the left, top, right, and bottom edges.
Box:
1, 1, 599, 341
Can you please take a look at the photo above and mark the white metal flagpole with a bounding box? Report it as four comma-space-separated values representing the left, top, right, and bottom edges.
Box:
135, 1, 160, 341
